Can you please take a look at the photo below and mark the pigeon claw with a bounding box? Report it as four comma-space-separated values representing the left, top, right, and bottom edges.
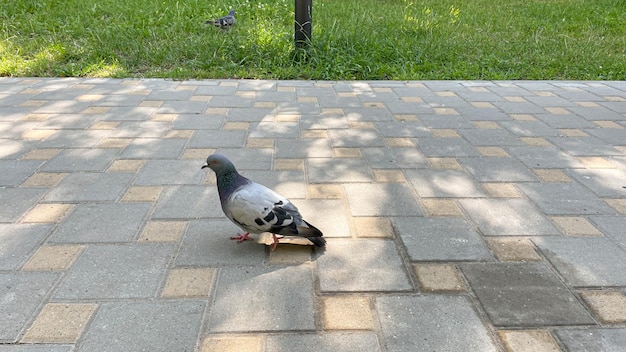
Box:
270, 234, 281, 251
230, 233, 253, 243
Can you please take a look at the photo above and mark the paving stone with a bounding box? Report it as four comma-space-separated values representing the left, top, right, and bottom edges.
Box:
0, 272, 60, 342
317, 238, 412, 292
292, 199, 350, 237
508, 146, 583, 168
40, 148, 119, 172
79, 301, 204, 352
53, 244, 174, 300
22, 245, 84, 271
405, 169, 485, 198
417, 137, 480, 157
460, 199, 560, 236
551, 216, 603, 236
328, 128, 385, 148
21, 303, 97, 343
361, 147, 427, 169
172, 113, 223, 129
461, 262, 594, 326
0, 160, 42, 186
486, 237, 542, 262
37, 130, 110, 148
533, 169, 573, 182
153, 185, 223, 219
119, 138, 186, 159
50, 203, 150, 243
518, 183, 616, 215
533, 237, 626, 286
0, 345, 72, 352
567, 169, 626, 197
579, 291, 626, 324
175, 220, 266, 266
548, 136, 622, 156
0, 188, 46, 222
460, 157, 537, 182
374, 121, 429, 137
352, 217, 394, 238
590, 216, 626, 249
481, 183, 523, 198
307, 158, 371, 183
189, 129, 247, 148
134, 159, 206, 185
498, 330, 561, 352
459, 129, 524, 146
138, 220, 187, 242
322, 296, 375, 330
21, 203, 73, 223
266, 332, 381, 352
500, 120, 561, 137
376, 295, 498, 352
207, 265, 316, 332
44, 172, 133, 202
413, 264, 466, 292
201, 335, 263, 352
393, 217, 493, 261
0, 224, 52, 270
554, 328, 626, 352
420, 198, 463, 216
344, 183, 423, 216
161, 267, 216, 298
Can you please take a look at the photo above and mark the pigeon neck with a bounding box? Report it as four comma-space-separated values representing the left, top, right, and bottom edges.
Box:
216, 169, 248, 203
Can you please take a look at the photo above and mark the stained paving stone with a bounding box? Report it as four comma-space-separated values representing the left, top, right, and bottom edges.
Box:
79, 301, 205, 352
485, 237, 542, 262
21, 303, 97, 343
551, 216, 603, 236
43, 172, 133, 202
49, 203, 151, 243
0, 224, 52, 270
413, 264, 467, 292
266, 332, 381, 352
0, 272, 60, 342
376, 295, 498, 352
22, 245, 84, 271
344, 183, 423, 216
518, 183, 616, 215
533, 237, 626, 286
317, 239, 412, 292
579, 291, 626, 324
52, 244, 175, 300
175, 220, 266, 266
207, 265, 316, 332
405, 169, 485, 198
161, 267, 216, 298
460, 199, 560, 236
393, 217, 493, 261
322, 296, 375, 330
498, 330, 561, 352
461, 262, 594, 326
554, 328, 626, 352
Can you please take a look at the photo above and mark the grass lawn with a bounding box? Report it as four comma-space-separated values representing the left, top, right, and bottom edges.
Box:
1, 0, 625, 80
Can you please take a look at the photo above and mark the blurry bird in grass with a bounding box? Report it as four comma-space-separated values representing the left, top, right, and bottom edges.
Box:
207, 9, 236, 29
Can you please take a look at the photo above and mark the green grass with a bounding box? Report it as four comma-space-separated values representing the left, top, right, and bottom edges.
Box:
1, 0, 625, 79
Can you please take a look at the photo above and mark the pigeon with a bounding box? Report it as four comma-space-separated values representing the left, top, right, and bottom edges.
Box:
201, 154, 325, 250
208, 9, 236, 29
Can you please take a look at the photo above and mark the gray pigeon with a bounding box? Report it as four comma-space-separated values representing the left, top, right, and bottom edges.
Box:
201, 154, 325, 250
208, 9, 236, 29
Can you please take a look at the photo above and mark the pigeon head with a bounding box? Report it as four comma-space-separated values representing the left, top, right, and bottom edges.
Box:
201, 154, 237, 176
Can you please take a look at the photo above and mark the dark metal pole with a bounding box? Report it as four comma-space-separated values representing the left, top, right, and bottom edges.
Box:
294, 0, 312, 48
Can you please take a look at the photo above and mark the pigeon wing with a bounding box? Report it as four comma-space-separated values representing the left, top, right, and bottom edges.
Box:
224, 183, 300, 235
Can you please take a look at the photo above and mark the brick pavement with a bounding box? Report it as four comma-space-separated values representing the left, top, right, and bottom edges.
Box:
1, 78, 626, 351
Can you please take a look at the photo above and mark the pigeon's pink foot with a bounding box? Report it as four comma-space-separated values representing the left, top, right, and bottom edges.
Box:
270, 234, 281, 251
230, 233, 253, 243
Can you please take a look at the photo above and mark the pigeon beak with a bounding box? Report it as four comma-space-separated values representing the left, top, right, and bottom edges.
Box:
201, 163, 209, 169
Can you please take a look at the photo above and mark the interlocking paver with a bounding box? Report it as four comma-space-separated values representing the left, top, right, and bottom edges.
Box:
376, 295, 498, 352
461, 262, 594, 326
554, 328, 626, 352
2, 78, 626, 350
393, 217, 493, 261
